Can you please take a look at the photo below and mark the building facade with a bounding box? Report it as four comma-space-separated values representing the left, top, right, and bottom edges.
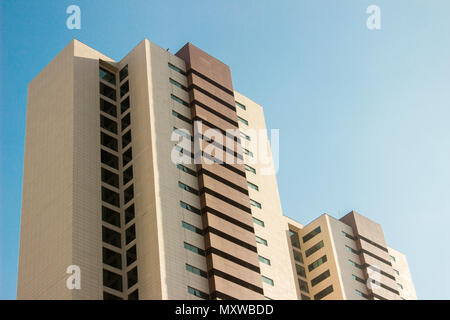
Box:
17, 39, 415, 300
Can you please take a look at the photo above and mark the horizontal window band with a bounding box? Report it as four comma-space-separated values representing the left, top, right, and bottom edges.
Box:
201, 207, 254, 232
195, 138, 244, 161
208, 269, 264, 295
360, 249, 392, 266
371, 293, 388, 300
198, 168, 249, 196
200, 187, 252, 214
187, 68, 235, 96
188, 84, 236, 112
210, 291, 237, 301
363, 263, 396, 281
368, 279, 400, 296
357, 235, 389, 253
193, 116, 241, 143
191, 99, 238, 127
206, 247, 260, 273
205, 226, 257, 253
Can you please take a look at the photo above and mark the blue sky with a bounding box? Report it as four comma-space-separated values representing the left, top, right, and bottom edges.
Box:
1, 0, 449, 299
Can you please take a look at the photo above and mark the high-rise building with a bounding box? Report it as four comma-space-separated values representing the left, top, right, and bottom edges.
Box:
17, 39, 416, 300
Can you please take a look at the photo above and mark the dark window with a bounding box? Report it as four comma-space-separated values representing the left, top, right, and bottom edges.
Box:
127, 266, 138, 288
168, 63, 186, 75
169, 78, 187, 91
123, 166, 133, 185
103, 269, 122, 291
103, 247, 122, 269
121, 113, 131, 131
102, 206, 120, 227
296, 264, 306, 278
172, 110, 191, 124
178, 181, 198, 195
103, 292, 122, 300
101, 167, 119, 188
186, 264, 207, 278
303, 226, 321, 243
182, 221, 203, 235
102, 187, 120, 207
177, 164, 197, 176
308, 255, 327, 272
305, 240, 324, 257
101, 132, 118, 151
127, 245, 137, 266
100, 115, 117, 134
124, 184, 134, 204
298, 279, 309, 293
120, 81, 129, 97
126, 224, 136, 245
125, 204, 135, 224
184, 242, 205, 256
187, 286, 209, 299
100, 98, 117, 117
102, 226, 121, 248
120, 96, 130, 114
99, 67, 116, 85
100, 82, 116, 100
311, 270, 331, 287
314, 285, 334, 300
101, 149, 118, 169
119, 65, 128, 82
171, 94, 189, 107
123, 147, 132, 167
122, 130, 132, 149
180, 201, 200, 215
301, 294, 311, 300
289, 230, 301, 249
293, 250, 303, 264
128, 289, 139, 300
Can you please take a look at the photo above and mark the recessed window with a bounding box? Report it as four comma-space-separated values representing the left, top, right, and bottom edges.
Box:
122, 147, 132, 167
253, 217, 265, 227
243, 148, 253, 157
345, 245, 359, 255
124, 184, 134, 204
120, 81, 129, 98
99, 67, 116, 85
262, 275, 274, 286
127, 266, 138, 288
126, 245, 137, 266
180, 201, 200, 215
255, 235, 267, 246
102, 187, 120, 207
168, 63, 186, 75
293, 250, 303, 263
314, 285, 333, 300
182, 221, 203, 235
103, 292, 122, 300
348, 259, 363, 269
101, 132, 118, 151
298, 278, 309, 293
240, 131, 251, 141
171, 94, 190, 107
250, 199, 261, 209
100, 98, 117, 117
102, 206, 120, 227
352, 274, 365, 283
184, 242, 205, 256
103, 247, 122, 269
237, 116, 248, 125
128, 289, 139, 300
102, 226, 121, 248
301, 294, 311, 300
173, 127, 191, 140
342, 230, 355, 240
178, 181, 199, 195
235, 101, 246, 110
123, 166, 133, 185
101, 149, 118, 169
302, 226, 321, 243
258, 255, 271, 265
311, 269, 331, 287
121, 113, 131, 131
244, 164, 256, 174
125, 224, 136, 245
397, 283, 403, 290
186, 264, 207, 278
177, 164, 197, 177
169, 78, 187, 91
100, 115, 118, 134
308, 255, 327, 272
172, 110, 191, 124
305, 240, 324, 257
120, 96, 130, 114
247, 181, 259, 191
100, 82, 116, 100
187, 286, 209, 299
394, 269, 400, 276
119, 65, 128, 82
355, 289, 369, 299
125, 204, 135, 224
122, 130, 132, 149
101, 167, 119, 188
103, 269, 122, 291
390, 255, 396, 262
296, 264, 306, 278
289, 230, 301, 249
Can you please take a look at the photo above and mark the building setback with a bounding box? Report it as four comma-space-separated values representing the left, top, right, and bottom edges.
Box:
17, 39, 416, 300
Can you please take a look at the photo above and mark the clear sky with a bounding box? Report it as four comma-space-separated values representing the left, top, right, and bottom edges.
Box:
1, 0, 449, 300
